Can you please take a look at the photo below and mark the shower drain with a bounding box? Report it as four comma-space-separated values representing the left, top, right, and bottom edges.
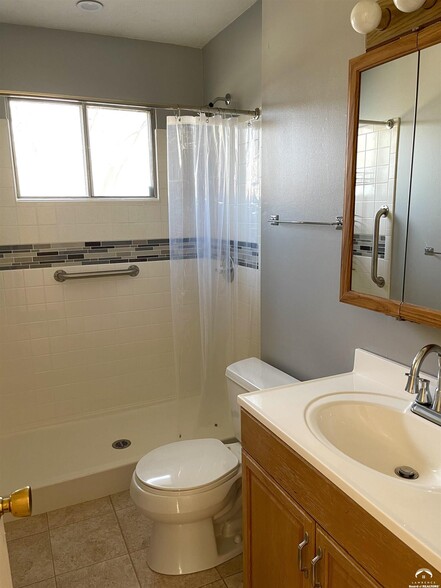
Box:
112, 439, 131, 450
394, 465, 419, 480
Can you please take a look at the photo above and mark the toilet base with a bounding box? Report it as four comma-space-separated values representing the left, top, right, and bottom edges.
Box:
147, 512, 243, 575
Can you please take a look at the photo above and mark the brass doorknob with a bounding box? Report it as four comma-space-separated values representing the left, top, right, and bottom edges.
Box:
0, 486, 32, 518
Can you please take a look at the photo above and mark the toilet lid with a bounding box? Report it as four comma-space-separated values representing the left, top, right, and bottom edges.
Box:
135, 438, 239, 491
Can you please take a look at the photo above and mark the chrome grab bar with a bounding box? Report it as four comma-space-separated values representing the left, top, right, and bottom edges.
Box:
371, 206, 389, 288
54, 265, 140, 282
269, 214, 343, 230
425, 247, 441, 256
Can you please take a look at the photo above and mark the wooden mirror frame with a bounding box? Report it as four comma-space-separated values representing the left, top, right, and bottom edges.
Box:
340, 22, 441, 329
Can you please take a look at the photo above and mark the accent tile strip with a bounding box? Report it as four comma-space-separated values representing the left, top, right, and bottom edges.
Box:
353, 234, 385, 259
0, 238, 259, 271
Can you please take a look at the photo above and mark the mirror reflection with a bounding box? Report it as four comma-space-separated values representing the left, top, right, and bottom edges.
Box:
403, 43, 441, 310
352, 53, 418, 300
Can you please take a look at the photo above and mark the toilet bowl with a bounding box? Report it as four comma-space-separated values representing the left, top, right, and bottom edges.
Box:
130, 357, 298, 575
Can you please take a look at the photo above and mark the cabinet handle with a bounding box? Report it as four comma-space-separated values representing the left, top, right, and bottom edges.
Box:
311, 547, 323, 588
297, 531, 309, 577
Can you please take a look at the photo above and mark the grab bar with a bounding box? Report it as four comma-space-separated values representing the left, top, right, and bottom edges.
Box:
359, 118, 395, 129
269, 215, 343, 230
371, 206, 389, 288
425, 247, 441, 256
54, 265, 140, 282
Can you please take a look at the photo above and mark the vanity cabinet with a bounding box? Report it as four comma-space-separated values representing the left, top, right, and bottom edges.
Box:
241, 410, 441, 588
243, 453, 380, 588
243, 452, 314, 587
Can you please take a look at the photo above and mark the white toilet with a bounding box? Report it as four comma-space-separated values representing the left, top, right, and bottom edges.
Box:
130, 357, 298, 575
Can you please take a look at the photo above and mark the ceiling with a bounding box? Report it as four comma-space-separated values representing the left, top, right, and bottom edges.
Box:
0, 0, 257, 49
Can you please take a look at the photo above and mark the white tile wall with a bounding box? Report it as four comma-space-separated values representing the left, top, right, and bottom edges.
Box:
0, 121, 169, 245
0, 117, 261, 435
0, 260, 176, 434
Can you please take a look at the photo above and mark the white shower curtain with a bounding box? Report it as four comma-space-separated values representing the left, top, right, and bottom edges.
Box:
167, 114, 261, 435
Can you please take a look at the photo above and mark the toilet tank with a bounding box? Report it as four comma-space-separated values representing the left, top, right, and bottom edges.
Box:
226, 357, 299, 441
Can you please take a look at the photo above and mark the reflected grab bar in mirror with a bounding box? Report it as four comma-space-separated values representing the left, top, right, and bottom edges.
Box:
359, 118, 395, 129
54, 265, 140, 282
371, 206, 389, 288
269, 215, 343, 230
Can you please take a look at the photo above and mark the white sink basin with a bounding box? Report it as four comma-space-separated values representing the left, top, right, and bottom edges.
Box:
238, 350, 441, 568
306, 393, 441, 489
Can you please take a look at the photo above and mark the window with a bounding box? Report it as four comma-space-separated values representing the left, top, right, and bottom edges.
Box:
7, 97, 156, 199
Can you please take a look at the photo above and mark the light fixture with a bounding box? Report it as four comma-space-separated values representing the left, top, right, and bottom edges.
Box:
393, 0, 438, 10
393, 0, 426, 10
76, 0, 104, 12
350, 0, 390, 33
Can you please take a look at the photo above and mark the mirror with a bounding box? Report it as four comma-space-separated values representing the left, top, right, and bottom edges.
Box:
403, 42, 441, 311
341, 25, 441, 327
353, 52, 417, 301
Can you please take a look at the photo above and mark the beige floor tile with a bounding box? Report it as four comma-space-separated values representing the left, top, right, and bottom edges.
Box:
56, 554, 140, 588
5, 514, 48, 542
201, 582, 226, 588
7, 531, 54, 588
23, 580, 56, 588
216, 555, 243, 579
224, 573, 243, 588
110, 489, 134, 511
116, 506, 153, 552
130, 548, 222, 588
47, 496, 113, 529
50, 512, 127, 575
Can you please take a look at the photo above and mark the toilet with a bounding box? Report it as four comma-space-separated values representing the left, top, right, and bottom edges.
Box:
130, 357, 298, 575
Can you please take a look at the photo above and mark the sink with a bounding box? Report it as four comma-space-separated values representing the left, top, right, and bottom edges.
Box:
306, 392, 441, 489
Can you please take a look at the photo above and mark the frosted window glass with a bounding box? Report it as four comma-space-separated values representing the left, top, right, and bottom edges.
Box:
9, 99, 88, 198
87, 106, 154, 198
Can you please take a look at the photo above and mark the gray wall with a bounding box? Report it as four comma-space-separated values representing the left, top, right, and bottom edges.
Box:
261, 0, 441, 380
203, 1, 261, 110
0, 23, 203, 116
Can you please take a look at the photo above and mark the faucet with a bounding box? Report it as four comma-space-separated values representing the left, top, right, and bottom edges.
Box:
406, 344, 441, 426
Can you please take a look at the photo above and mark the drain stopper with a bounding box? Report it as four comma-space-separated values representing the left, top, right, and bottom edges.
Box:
394, 465, 419, 479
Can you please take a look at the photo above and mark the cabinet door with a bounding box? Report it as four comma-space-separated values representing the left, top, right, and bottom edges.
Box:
243, 452, 315, 588
315, 526, 381, 588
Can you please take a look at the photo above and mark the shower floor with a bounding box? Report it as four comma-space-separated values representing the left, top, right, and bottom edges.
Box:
0, 397, 234, 516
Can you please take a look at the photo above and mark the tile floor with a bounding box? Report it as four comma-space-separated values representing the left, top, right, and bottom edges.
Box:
5, 491, 243, 588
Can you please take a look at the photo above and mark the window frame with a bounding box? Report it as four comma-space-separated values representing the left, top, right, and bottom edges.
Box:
6, 95, 158, 201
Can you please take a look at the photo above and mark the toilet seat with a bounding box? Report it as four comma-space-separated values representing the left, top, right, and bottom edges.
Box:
135, 438, 239, 493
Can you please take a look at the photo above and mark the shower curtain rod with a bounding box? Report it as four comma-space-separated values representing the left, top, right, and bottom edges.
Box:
0, 90, 260, 119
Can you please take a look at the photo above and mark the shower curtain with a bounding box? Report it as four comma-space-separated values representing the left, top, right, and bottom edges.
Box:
167, 114, 261, 435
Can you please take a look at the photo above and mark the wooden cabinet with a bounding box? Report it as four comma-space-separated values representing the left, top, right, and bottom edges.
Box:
243, 453, 314, 587
241, 410, 441, 588
314, 527, 381, 588
243, 453, 380, 588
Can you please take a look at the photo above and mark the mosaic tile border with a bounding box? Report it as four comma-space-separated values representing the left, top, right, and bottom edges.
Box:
353, 234, 385, 259
170, 238, 258, 269
0, 238, 259, 271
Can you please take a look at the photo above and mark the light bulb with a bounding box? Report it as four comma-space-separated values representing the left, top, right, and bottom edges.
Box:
393, 0, 426, 11
351, 0, 383, 34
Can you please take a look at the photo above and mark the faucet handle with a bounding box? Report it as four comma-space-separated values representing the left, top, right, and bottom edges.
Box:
405, 372, 418, 395
432, 388, 441, 413
416, 378, 432, 407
